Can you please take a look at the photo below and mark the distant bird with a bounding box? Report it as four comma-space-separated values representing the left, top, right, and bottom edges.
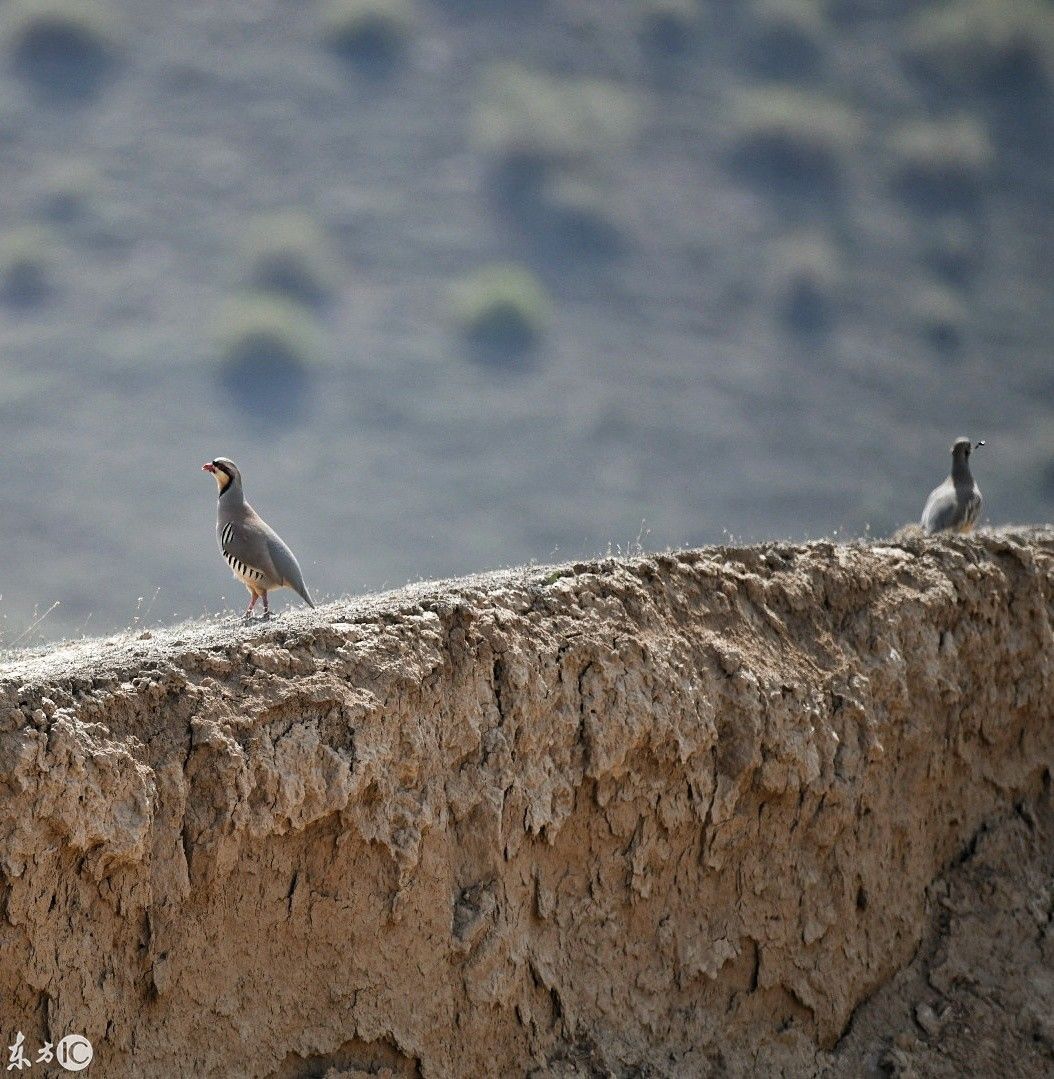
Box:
920, 437, 985, 535
201, 457, 315, 618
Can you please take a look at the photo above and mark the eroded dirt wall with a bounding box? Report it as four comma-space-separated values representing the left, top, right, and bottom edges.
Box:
0, 531, 1051, 1077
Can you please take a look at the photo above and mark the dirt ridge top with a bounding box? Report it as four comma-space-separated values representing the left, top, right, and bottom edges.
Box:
0, 529, 1051, 1077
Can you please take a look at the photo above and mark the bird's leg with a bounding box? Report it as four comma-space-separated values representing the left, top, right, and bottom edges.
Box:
243, 592, 258, 620
261, 592, 270, 621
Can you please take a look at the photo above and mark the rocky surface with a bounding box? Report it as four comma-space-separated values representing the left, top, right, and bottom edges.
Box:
0, 530, 1051, 1077
827, 799, 1054, 1079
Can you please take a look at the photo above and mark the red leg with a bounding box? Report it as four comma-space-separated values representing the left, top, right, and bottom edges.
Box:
244, 592, 258, 619
261, 592, 270, 620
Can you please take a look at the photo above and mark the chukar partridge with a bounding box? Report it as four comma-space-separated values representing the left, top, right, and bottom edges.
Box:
202, 457, 315, 618
920, 437, 985, 535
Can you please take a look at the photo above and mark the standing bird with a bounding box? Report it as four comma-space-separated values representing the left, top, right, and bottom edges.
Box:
201, 457, 315, 619
920, 437, 985, 534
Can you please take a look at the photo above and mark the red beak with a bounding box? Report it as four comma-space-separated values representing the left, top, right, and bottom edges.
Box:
202, 462, 216, 473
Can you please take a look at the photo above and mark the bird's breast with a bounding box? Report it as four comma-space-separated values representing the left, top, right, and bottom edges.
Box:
222, 549, 266, 584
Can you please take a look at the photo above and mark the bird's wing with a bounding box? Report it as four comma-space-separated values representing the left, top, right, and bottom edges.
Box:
920, 482, 961, 533
219, 513, 281, 584
265, 533, 314, 607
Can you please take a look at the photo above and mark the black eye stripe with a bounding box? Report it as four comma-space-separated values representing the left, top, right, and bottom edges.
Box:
214, 463, 236, 498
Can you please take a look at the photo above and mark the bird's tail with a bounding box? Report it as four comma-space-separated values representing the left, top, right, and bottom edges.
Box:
288, 578, 315, 609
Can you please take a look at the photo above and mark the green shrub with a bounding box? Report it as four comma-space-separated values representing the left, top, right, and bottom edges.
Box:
321, 0, 416, 73
728, 86, 861, 194
768, 232, 840, 333
473, 65, 639, 257
906, 0, 1054, 98
638, 0, 700, 56
4, 0, 121, 101
912, 283, 968, 359
746, 0, 828, 78
888, 115, 994, 209
0, 227, 58, 307
451, 263, 551, 361
240, 211, 342, 308
473, 64, 641, 187
215, 294, 322, 417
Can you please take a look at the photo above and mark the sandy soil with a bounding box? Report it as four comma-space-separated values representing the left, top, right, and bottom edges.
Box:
0, 530, 1051, 1076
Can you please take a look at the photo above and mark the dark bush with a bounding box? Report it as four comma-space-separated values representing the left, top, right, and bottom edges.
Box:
0, 228, 57, 308
215, 295, 322, 423
729, 87, 861, 196
745, 0, 827, 79
6, 1, 120, 102
912, 284, 968, 360
241, 211, 342, 309
639, 0, 700, 57
322, 0, 416, 77
473, 64, 640, 198
922, 216, 982, 287
888, 115, 994, 211
906, 0, 1054, 101
451, 264, 551, 365
769, 233, 840, 334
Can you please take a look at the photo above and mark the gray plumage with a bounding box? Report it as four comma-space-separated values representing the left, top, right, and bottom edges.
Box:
920, 437, 984, 535
202, 457, 314, 617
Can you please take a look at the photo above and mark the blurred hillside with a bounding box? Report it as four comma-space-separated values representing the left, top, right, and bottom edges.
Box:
0, 0, 1051, 641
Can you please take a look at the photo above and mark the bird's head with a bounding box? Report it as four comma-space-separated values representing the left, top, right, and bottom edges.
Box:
202, 457, 241, 495
951, 437, 984, 460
